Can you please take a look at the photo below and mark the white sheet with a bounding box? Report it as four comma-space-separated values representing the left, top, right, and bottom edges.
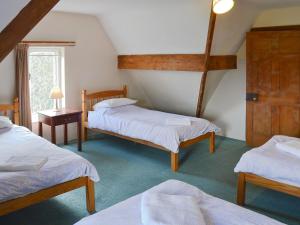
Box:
88, 105, 220, 153
0, 125, 99, 203
74, 180, 285, 225
166, 118, 191, 126
234, 135, 300, 188
276, 141, 300, 158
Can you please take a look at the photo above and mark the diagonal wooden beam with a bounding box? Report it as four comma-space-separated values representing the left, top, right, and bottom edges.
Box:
0, 0, 60, 62
196, 9, 217, 118
118, 54, 236, 72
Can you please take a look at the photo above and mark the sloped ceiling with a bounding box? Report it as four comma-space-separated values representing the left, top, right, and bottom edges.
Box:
0, 0, 30, 32
51, 0, 299, 115
244, 0, 300, 8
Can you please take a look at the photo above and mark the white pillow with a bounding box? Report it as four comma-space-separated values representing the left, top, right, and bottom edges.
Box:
0, 116, 13, 129
93, 98, 137, 110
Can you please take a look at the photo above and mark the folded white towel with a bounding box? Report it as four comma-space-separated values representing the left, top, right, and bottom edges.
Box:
141, 192, 206, 225
276, 141, 300, 158
0, 156, 48, 172
166, 118, 191, 126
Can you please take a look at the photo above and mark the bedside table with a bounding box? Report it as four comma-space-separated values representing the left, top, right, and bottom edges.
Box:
38, 109, 82, 151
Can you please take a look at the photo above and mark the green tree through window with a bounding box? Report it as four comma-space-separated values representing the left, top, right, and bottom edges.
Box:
29, 47, 65, 121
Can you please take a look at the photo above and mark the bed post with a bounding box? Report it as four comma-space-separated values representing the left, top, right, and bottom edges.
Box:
86, 178, 95, 214
171, 152, 179, 172
123, 85, 128, 97
237, 173, 246, 206
81, 90, 88, 142
209, 132, 215, 153
13, 98, 20, 125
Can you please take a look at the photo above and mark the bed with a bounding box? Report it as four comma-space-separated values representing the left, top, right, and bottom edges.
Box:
74, 179, 284, 225
0, 99, 99, 216
82, 86, 219, 172
234, 135, 300, 206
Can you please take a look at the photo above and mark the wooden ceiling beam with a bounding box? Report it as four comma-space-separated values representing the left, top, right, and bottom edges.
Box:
118, 54, 237, 72
0, 0, 60, 62
196, 9, 217, 118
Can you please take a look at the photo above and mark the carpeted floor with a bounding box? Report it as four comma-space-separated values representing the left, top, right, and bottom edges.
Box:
1, 135, 300, 225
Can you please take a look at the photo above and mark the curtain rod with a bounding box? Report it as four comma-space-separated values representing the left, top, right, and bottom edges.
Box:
20, 41, 76, 47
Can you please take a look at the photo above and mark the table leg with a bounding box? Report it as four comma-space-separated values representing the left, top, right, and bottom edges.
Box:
78, 120, 82, 151
38, 122, 43, 137
64, 124, 68, 145
51, 125, 56, 144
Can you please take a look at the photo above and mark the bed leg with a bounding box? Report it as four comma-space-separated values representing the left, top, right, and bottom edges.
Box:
82, 127, 88, 142
171, 152, 179, 172
237, 173, 246, 206
86, 178, 95, 214
209, 132, 215, 154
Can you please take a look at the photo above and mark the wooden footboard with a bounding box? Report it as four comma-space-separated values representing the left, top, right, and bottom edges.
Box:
0, 177, 95, 216
237, 172, 300, 206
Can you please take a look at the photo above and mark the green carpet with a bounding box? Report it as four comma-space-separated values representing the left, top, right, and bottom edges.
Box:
1, 135, 300, 225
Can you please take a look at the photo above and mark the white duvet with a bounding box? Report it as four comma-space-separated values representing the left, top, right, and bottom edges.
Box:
234, 135, 300, 188
0, 126, 99, 203
88, 105, 220, 153
74, 180, 285, 225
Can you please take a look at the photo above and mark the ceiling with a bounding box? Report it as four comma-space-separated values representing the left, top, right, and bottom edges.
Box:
54, 0, 193, 15
245, 0, 300, 8
0, 0, 30, 31
54, 0, 300, 15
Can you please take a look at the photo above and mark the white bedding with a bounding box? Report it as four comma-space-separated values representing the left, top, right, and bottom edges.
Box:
234, 135, 300, 188
88, 105, 220, 153
74, 180, 285, 225
0, 125, 99, 203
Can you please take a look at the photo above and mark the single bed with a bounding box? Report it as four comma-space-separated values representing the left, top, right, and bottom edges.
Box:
74, 179, 284, 225
234, 135, 300, 206
0, 99, 99, 216
82, 86, 219, 172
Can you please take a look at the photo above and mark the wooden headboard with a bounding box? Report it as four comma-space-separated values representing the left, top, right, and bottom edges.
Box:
81, 85, 127, 123
0, 98, 20, 125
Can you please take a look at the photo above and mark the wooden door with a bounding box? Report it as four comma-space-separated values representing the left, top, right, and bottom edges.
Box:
246, 30, 300, 146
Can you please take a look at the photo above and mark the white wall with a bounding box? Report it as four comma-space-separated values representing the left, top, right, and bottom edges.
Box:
2, 2, 300, 142
97, 0, 211, 115
95, 0, 260, 115
253, 6, 300, 27
204, 44, 246, 140
0, 52, 15, 103
0, 0, 30, 32
0, 12, 134, 143
205, 6, 300, 140
0, 0, 30, 99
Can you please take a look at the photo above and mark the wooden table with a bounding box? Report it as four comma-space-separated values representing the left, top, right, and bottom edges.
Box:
38, 109, 82, 151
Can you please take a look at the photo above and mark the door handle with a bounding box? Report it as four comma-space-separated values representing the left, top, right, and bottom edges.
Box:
246, 93, 258, 102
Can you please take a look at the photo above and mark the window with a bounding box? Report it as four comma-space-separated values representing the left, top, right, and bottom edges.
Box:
29, 47, 65, 122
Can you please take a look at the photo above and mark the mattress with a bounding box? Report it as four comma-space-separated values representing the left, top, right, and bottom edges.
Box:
74, 180, 284, 225
0, 125, 99, 203
234, 135, 300, 188
88, 105, 220, 153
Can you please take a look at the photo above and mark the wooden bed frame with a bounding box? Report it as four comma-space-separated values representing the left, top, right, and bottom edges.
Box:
237, 172, 300, 206
81, 85, 215, 172
0, 99, 95, 216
